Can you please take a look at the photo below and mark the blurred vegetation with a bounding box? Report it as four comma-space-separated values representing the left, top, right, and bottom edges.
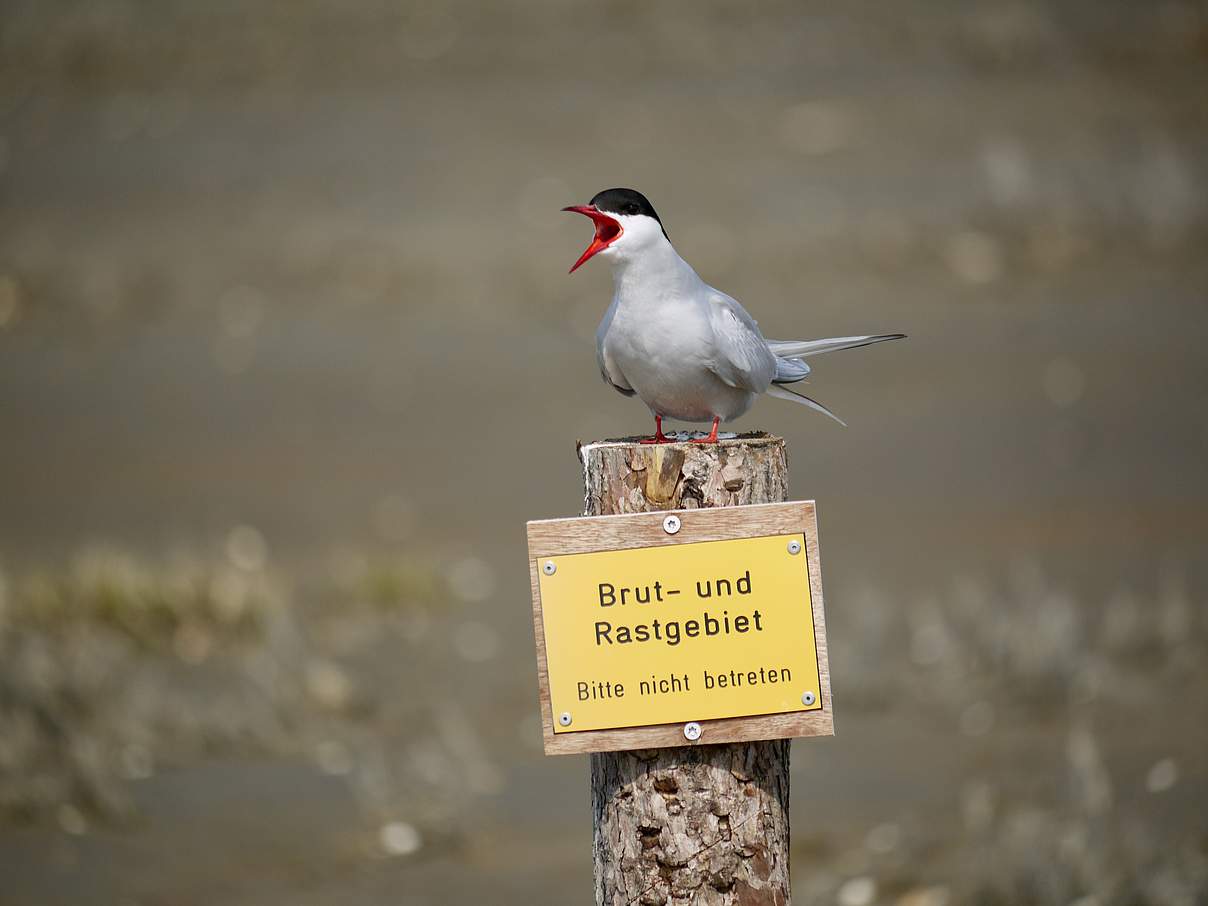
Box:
0, 543, 499, 835
1, 547, 1203, 902
8, 549, 273, 649
809, 563, 1208, 906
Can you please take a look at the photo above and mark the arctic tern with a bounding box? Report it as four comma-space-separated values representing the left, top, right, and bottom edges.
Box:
564, 188, 904, 444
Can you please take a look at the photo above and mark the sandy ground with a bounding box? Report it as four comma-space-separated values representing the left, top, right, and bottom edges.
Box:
1, 1, 1207, 903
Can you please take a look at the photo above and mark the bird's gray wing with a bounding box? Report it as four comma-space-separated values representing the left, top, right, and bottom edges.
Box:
704, 292, 777, 392
595, 310, 635, 397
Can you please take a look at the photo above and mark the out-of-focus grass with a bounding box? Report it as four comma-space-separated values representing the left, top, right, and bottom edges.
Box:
834, 559, 1205, 716
357, 558, 444, 611
795, 561, 1208, 906
4, 548, 1203, 906
9, 548, 275, 649
0, 545, 494, 834
1, 548, 1204, 903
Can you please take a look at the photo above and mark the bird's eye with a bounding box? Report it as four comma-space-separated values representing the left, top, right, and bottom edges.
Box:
625, 204, 640, 215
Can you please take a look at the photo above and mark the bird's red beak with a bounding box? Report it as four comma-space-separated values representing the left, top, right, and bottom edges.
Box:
562, 205, 623, 273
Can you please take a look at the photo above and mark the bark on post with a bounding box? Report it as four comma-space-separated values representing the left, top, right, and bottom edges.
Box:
579, 432, 791, 906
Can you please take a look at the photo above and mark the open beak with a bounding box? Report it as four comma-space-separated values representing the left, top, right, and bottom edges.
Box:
562, 205, 623, 273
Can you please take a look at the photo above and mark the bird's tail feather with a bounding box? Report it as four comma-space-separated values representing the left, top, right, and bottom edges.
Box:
765, 384, 847, 427
767, 333, 905, 358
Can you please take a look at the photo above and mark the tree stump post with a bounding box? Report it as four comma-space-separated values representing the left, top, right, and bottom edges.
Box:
579, 433, 791, 906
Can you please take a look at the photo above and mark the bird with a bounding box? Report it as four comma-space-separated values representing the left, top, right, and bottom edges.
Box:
563, 187, 905, 444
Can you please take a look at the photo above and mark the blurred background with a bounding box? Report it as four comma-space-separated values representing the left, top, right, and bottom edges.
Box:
1, 1, 1206, 904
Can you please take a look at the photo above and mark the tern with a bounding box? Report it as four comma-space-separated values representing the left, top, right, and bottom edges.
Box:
564, 188, 905, 444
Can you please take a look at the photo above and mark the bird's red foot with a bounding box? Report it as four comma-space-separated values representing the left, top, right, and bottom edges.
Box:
639, 415, 672, 444
689, 417, 721, 444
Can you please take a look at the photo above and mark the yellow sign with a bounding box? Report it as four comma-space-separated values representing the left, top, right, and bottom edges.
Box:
538, 533, 822, 734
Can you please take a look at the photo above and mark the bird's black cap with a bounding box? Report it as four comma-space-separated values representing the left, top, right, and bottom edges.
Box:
589, 188, 668, 238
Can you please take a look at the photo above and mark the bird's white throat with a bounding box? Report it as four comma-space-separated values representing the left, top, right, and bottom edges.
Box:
606, 226, 702, 303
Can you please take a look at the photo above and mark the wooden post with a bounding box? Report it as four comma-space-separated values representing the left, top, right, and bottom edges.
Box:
580, 433, 792, 906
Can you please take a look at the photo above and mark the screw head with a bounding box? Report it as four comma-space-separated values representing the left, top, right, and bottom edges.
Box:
683, 721, 702, 741
543, 560, 557, 576
801, 691, 816, 706
559, 711, 572, 726
787, 539, 802, 555
663, 514, 681, 535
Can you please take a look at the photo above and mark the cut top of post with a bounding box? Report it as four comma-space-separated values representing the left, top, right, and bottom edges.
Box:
578, 430, 782, 454
579, 432, 787, 516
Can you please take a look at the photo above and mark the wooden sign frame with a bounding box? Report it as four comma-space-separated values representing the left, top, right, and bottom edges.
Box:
526, 501, 833, 755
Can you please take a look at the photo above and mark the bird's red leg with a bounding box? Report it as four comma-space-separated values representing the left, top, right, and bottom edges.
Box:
690, 417, 721, 444
640, 415, 672, 444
